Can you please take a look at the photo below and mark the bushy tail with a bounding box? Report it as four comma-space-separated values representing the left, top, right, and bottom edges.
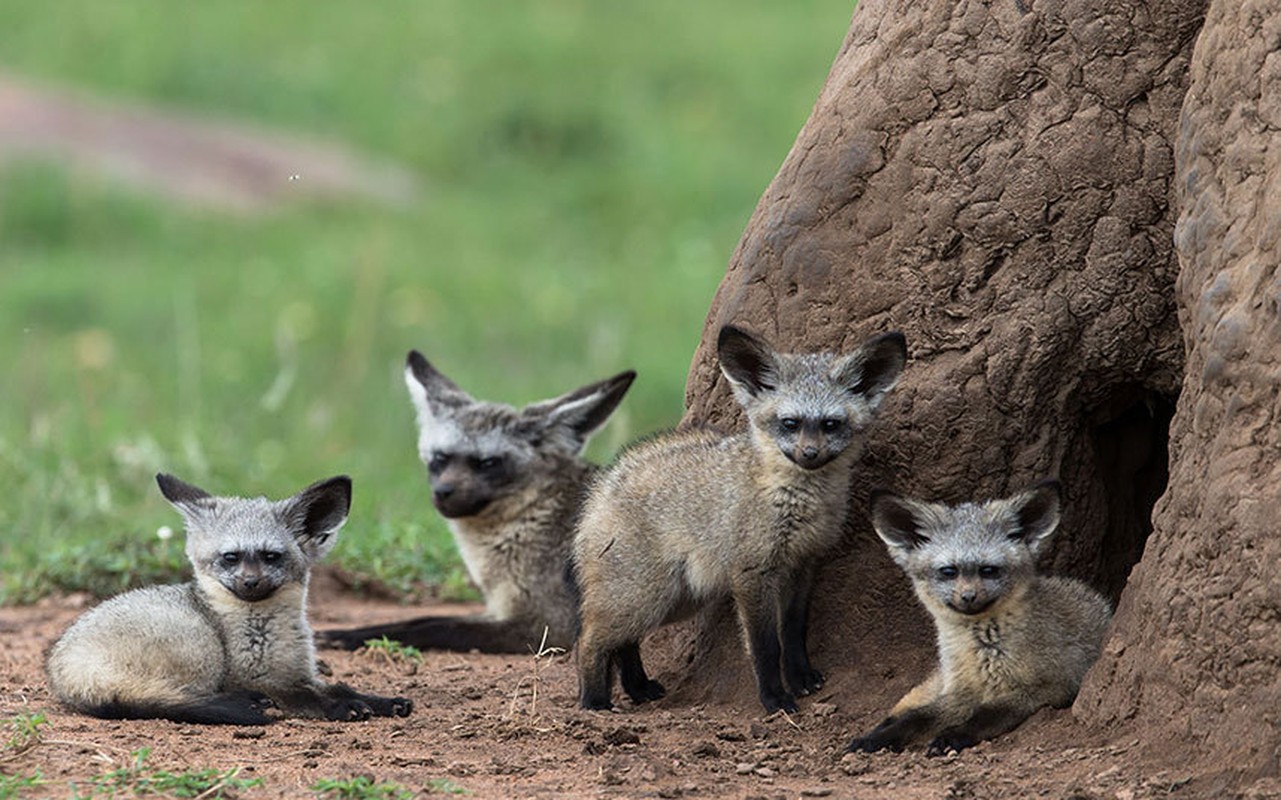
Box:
317, 615, 571, 654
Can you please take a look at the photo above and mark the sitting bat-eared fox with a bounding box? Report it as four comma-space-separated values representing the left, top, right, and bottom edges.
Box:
46, 473, 413, 725
573, 325, 908, 713
847, 480, 1111, 755
318, 350, 635, 654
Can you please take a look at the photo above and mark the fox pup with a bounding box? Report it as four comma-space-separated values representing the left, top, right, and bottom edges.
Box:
574, 326, 907, 713
847, 480, 1111, 755
46, 473, 413, 725
318, 350, 635, 654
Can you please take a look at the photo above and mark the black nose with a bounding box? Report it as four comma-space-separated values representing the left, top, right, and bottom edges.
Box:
433, 485, 454, 502
802, 446, 819, 460
961, 590, 977, 604
242, 576, 259, 589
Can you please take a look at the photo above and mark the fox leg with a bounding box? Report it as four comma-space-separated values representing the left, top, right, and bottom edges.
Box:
86, 691, 277, 726
270, 682, 397, 721
615, 641, 665, 703
733, 577, 796, 714
925, 702, 1034, 756
576, 622, 616, 710
847, 671, 945, 753
779, 562, 823, 696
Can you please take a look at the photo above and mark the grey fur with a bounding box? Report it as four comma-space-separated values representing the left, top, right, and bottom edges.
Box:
848, 481, 1112, 755
45, 474, 412, 725
317, 351, 635, 653
574, 327, 908, 713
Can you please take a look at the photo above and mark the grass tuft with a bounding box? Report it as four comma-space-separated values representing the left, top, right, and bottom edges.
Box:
72, 747, 262, 799
312, 775, 415, 800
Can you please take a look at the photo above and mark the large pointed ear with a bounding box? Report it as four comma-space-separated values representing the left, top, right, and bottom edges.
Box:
1006, 479, 1062, 553
403, 350, 473, 428
869, 489, 933, 554
717, 325, 780, 400
524, 370, 636, 455
156, 473, 214, 522
279, 476, 352, 561
834, 331, 907, 406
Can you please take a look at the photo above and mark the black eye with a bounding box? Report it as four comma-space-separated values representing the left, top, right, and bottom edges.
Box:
820, 418, 843, 432
220, 552, 241, 566
937, 565, 958, 580
477, 457, 502, 471
261, 551, 283, 564
779, 418, 800, 432
428, 453, 449, 472
978, 565, 1002, 579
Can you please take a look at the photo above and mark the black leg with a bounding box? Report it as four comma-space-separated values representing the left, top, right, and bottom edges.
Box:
926, 703, 1030, 756
780, 563, 823, 696
847, 707, 939, 753
615, 641, 665, 704
736, 583, 796, 714
272, 683, 373, 721
89, 691, 277, 726
577, 632, 615, 711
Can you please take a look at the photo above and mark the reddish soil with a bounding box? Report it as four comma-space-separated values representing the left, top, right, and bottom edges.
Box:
0, 582, 1262, 799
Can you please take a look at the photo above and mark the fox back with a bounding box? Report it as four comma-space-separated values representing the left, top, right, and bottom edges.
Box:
317, 352, 635, 653
47, 474, 411, 724
574, 326, 907, 712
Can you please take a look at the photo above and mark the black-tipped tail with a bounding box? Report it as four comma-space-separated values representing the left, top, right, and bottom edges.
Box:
316, 615, 568, 654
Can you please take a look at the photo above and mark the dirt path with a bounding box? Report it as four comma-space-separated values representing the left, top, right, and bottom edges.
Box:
0, 593, 1246, 799
0, 73, 416, 212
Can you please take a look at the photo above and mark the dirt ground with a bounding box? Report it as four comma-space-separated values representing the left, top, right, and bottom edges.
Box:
0, 579, 1267, 800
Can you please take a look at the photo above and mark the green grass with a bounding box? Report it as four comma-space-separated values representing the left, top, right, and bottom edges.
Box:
360, 635, 425, 666
70, 748, 262, 799
0, 772, 46, 800
313, 775, 416, 800
0, 0, 855, 601
3, 712, 46, 755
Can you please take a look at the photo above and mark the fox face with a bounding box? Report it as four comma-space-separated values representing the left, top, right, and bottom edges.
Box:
718, 327, 907, 470
157, 473, 351, 603
404, 350, 635, 519
870, 480, 1062, 617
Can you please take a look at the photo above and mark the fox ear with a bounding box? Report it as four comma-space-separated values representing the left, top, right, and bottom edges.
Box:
525, 370, 636, 455
870, 490, 932, 553
404, 350, 473, 428
834, 331, 907, 405
156, 473, 214, 521
718, 325, 780, 399
280, 476, 352, 561
1006, 479, 1061, 552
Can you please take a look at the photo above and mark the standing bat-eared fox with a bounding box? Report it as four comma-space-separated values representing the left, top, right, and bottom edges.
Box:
573, 325, 908, 713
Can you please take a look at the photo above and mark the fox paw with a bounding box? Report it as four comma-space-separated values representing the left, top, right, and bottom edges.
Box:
624, 679, 666, 704
760, 691, 799, 715
925, 732, 976, 757
846, 733, 903, 754
787, 666, 825, 696
327, 699, 374, 722
364, 695, 414, 717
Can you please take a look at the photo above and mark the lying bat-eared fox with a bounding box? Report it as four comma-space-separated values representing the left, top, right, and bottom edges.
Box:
46, 474, 413, 725
574, 325, 907, 713
318, 350, 635, 654
847, 480, 1111, 755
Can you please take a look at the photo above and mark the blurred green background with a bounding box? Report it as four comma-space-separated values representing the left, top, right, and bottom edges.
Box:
0, 0, 853, 603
